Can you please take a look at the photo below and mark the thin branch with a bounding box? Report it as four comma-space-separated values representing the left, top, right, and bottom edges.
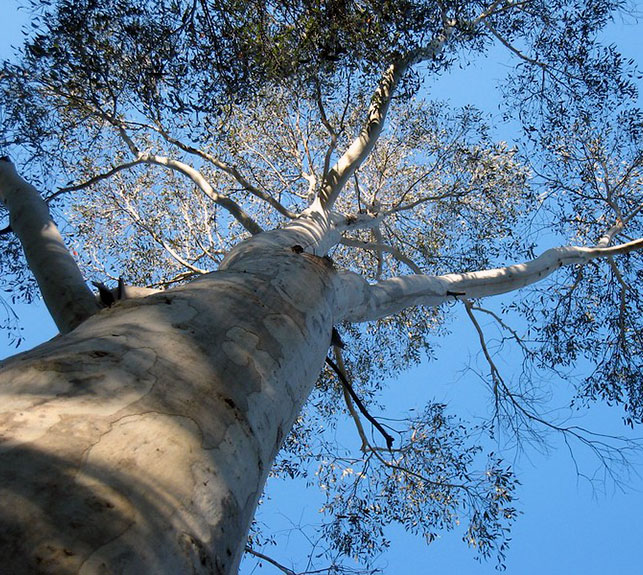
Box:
463, 300, 505, 413
463, 299, 640, 483
152, 125, 297, 219
245, 547, 296, 575
244, 547, 365, 575
136, 152, 263, 235
326, 351, 394, 449
245, 144, 293, 190
45, 159, 145, 201
340, 236, 423, 274
612, 158, 643, 205
607, 257, 630, 350
483, 21, 547, 68
370, 445, 476, 494
384, 182, 470, 216
623, 201, 643, 225
116, 196, 209, 275
110, 119, 264, 234
467, 303, 533, 355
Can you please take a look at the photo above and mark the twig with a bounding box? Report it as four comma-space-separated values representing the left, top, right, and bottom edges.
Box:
245, 547, 296, 575
333, 345, 369, 452
325, 354, 394, 450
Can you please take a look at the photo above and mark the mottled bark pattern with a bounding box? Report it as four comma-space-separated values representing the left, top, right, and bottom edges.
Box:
0, 244, 336, 574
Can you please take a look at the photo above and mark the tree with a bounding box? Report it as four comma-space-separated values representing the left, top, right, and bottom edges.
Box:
0, 0, 642, 573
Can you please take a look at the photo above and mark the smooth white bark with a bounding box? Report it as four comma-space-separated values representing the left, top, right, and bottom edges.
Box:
0, 159, 99, 333
3, 155, 643, 574
220, 203, 342, 266
318, 62, 403, 208
1, 10, 636, 569
334, 239, 643, 322
318, 30, 452, 210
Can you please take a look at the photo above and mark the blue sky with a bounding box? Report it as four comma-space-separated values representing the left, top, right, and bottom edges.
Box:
1, 2, 643, 574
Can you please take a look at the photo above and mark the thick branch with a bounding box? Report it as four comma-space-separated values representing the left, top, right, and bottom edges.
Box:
0, 159, 99, 332
597, 219, 624, 247
116, 198, 209, 275
318, 31, 452, 209
334, 239, 643, 322
318, 60, 405, 209
316, 84, 339, 184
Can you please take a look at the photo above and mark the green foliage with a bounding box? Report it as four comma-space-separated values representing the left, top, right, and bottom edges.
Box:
318, 405, 518, 567
1, 0, 642, 572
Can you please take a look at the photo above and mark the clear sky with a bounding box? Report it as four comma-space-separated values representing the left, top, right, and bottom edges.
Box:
1, 2, 643, 574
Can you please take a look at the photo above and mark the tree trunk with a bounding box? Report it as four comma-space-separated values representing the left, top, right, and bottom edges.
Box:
0, 243, 337, 574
